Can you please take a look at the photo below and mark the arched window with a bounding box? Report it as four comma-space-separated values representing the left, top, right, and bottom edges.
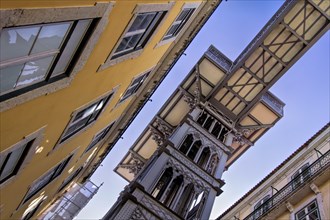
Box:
292, 163, 310, 189
179, 135, 201, 161
187, 191, 204, 220
197, 112, 207, 125
197, 147, 211, 168
163, 175, 183, 207
187, 141, 201, 161
179, 134, 194, 154
175, 183, 195, 216
254, 195, 271, 219
151, 167, 173, 200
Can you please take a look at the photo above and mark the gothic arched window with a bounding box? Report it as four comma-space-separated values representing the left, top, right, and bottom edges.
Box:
179, 134, 194, 154
187, 140, 201, 161
175, 183, 195, 217
197, 147, 211, 169
163, 175, 184, 207
151, 167, 173, 200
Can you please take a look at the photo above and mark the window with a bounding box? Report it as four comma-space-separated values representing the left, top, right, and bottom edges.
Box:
99, 3, 173, 70
187, 191, 204, 220
21, 195, 46, 220
163, 8, 195, 41
111, 12, 165, 60
197, 147, 211, 169
0, 139, 34, 184
197, 111, 229, 143
0, 19, 93, 98
295, 200, 320, 220
84, 121, 115, 153
163, 175, 183, 207
58, 166, 83, 192
22, 155, 72, 204
254, 195, 271, 219
179, 134, 201, 161
151, 167, 173, 200
292, 163, 311, 189
0, 3, 113, 110
119, 71, 150, 103
60, 92, 114, 143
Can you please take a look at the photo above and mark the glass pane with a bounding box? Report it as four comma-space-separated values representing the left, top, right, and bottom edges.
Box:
122, 87, 136, 99
0, 64, 24, 93
52, 19, 91, 77
65, 117, 90, 137
128, 13, 155, 32
297, 210, 306, 219
116, 34, 143, 53
166, 24, 180, 37
177, 9, 190, 21
16, 56, 54, 88
27, 169, 54, 199
0, 26, 40, 61
31, 23, 71, 54
0, 146, 25, 180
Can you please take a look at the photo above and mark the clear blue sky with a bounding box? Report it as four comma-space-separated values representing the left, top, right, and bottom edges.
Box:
75, 1, 329, 219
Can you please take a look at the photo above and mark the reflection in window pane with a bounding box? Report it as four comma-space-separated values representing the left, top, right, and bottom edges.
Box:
32, 23, 71, 54
128, 13, 155, 32
0, 64, 24, 93
0, 27, 40, 62
16, 56, 54, 87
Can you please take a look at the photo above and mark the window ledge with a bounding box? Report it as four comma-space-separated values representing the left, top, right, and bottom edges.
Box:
98, 50, 143, 72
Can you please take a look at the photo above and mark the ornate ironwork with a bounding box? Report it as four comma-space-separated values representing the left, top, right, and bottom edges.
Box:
150, 128, 164, 146
243, 150, 330, 220
233, 132, 253, 146
154, 117, 173, 138
120, 154, 145, 176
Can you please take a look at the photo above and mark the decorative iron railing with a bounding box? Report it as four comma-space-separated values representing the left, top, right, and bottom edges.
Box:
244, 150, 330, 220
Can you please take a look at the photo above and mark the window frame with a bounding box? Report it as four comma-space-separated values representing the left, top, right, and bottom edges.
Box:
291, 163, 311, 189
0, 3, 114, 112
84, 120, 116, 154
57, 166, 83, 192
295, 199, 320, 220
19, 153, 74, 207
0, 19, 94, 97
56, 87, 117, 147
119, 70, 151, 103
156, 2, 200, 47
163, 8, 195, 41
0, 127, 45, 188
99, 3, 174, 70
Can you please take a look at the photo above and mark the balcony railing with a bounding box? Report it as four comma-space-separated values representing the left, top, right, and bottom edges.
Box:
244, 150, 330, 220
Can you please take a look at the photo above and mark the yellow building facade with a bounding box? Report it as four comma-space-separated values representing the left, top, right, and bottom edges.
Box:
217, 123, 330, 220
0, 1, 220, 219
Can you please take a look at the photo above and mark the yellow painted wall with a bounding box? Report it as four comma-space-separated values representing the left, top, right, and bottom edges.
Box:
0, 0, 203, 218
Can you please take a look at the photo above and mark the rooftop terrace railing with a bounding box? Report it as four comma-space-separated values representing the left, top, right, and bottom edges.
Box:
243, 149, 330, 220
